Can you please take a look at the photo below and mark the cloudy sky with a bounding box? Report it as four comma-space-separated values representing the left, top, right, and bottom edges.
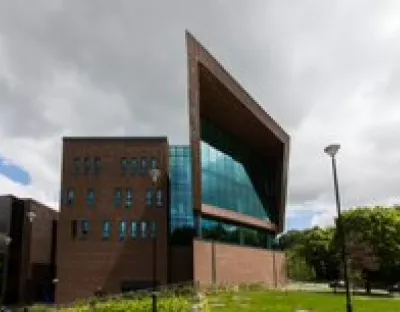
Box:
1, 0, 400, 230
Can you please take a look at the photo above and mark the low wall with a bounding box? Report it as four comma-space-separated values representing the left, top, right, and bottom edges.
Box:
193, 239, 287, 287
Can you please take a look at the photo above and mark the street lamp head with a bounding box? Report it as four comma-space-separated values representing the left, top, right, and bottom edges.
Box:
27, 210, 37, 223
4, 236, 11, 246
149, 168, 161, 185
324, 144, 341, 157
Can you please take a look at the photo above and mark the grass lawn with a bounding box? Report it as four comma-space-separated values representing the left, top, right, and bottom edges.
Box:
207, 291, 399, 312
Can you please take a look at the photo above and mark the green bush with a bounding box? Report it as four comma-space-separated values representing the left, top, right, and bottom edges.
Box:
54, 296, 191, 312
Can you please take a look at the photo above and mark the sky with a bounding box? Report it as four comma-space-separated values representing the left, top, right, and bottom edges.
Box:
1, 0, 400, 231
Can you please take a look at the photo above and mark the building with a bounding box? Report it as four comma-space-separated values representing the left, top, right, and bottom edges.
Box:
56, 32, 290, 303
0, 195, 58, 306
168, 33, 289, 287
56, 137, 169, 303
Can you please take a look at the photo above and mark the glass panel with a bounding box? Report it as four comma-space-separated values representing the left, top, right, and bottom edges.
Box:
94, 157, 101, 175
80, 220, 89, 239
114, 188, 122, 207
67, 189, 75, 206
200, 117, 272, 221
131, 221, 137, 238
131, 158, 138, 175
151, 157, 158, 170
141, 221, 148, 238
119, 221, 127, 240
140, 157, 148, 176
103, 221, 111, 240
87, 188, 95, 207
84, 157, 91, 175
125, 188, 133, 208
156, 189, 163, 207
73, 158, 80, 175
121, 158, 128, 175
146, 189, 153, 206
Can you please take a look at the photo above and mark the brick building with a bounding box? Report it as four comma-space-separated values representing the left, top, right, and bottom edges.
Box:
0, 195, 58, 306
55, 32, 290, 303
56, 137, 169, 303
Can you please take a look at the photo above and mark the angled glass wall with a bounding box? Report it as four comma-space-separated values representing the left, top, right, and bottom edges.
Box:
169, 145, 195, 242
200, 117, 276, 223
201, 217, 275, 249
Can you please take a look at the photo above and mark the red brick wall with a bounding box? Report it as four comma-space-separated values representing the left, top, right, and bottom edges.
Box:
193, 239, 287, 287
56, 138, 169, 304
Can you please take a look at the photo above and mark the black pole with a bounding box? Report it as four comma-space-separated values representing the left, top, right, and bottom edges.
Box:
152, 235, 157, 312
331, 156, 353, 312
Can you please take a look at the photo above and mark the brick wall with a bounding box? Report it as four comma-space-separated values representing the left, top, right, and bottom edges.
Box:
193, 239, 287, 287
56, 138, 169, 304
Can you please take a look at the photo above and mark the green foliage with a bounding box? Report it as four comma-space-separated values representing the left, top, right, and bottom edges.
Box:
280, 205, 400, 286
30, 296, 191, 312
286, 249, 316, 281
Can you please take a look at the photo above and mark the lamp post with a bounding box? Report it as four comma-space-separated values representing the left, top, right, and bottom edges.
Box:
149, 168, 161, 312
324, 144, 352, 312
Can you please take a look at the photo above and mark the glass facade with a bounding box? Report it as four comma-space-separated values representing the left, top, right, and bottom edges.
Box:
169, 145, 194, 233
201, 217, 274, 249
201, 117, 276, 223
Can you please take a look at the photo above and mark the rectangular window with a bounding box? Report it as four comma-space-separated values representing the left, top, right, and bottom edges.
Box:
80, 220, 90, 239
150, 157, 158, 170
87, 188, 95, 207
94, 157, 101, 175
140, 157, 148, 176
66, 188, 75, 206
71, 220, 77, 239
141, 221, 148, 238
156, 189, 163, 207
119, 221, 127, 241
114, 188, 122, 207
103, 221, 111, 240
145, 189, 153, 207
73, 158, 80, 175
131, 221, 137, 238
121, 158, 128, 175
131, 158, 138, 175
151, 221, 156, 237
84, 157, 91, 175
125, 188, 133, 208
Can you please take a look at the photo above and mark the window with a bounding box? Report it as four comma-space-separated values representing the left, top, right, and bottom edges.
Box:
141, 221, 148, 238
151, 221, 156, 237
87, 188, 95, 207
140, 157, 148, 176
125, 188, 133, 208
151, 157, 158, 170
114, 188, 122, 207
84, 157, 91, 175
156, 189, 163, 207
80, 220, 90, 239
131, 221, 138, 238
146, 189, 153, 206
131, 158, 138, 175
103, 221, 111, 240
66, 189, 75, 206
119, 221, 127, 241
121, 158, 128, 175
71, 220, 78, 239
73, 158, 80, 175
94, 157, 101, 175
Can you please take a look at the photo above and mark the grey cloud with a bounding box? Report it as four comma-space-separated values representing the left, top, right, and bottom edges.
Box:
1, 0, 400, 225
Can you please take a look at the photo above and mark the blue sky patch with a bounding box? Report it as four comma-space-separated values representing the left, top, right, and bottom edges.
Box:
0, 156, 31, 186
